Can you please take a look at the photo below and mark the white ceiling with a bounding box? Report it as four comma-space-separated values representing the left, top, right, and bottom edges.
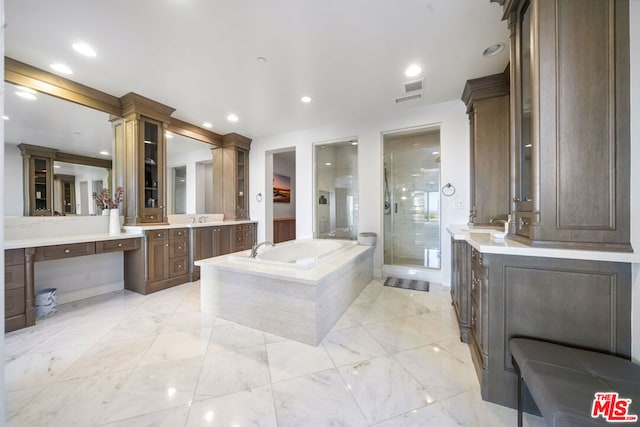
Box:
5, 0, 509, 142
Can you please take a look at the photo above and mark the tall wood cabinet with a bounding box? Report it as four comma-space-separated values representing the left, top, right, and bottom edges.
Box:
212, 133, 252, 220
461, 73, 510, 225
18, 144, 56, 216
113, 93, 176, 225
502, 0, 631, 251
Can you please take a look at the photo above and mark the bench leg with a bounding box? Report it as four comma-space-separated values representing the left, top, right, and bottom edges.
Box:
513, 357, 523, 427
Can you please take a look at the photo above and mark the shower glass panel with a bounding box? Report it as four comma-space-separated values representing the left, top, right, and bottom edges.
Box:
314, 141, 358, 240
383, 130, 441, 269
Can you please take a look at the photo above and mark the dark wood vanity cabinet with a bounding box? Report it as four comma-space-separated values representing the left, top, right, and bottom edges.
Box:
191, 225, 235, 281
212, 134, 252, 220
504, 0, 631, 250
5, 249, 27, 332
461, 73, 510, 225
274, 218, 296, 243
450, 239, 471, 343
125, 228, 190, 294
232, 223, 257, 251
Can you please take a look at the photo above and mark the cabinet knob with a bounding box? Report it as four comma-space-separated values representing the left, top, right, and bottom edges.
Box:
165, 243, 169, 247
157, 233, 162, 237
118, 243, 123, 247
178, 246, 182, 250
150, 216, 154, 219
518, 217, 529, 229
178, 264, 182, 268
64, 249, 70, 254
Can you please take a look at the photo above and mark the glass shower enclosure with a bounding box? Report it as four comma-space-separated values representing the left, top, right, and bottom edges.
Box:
383, 130, 441, 269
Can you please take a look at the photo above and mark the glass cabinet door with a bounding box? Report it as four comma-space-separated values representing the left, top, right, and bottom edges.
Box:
236, 149, 247, 218
31, 156, 52, 215
143, 120, 160, 209
518, 1, 533, 210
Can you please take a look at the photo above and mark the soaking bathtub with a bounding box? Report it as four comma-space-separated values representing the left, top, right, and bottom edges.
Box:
195, 239, 374, 345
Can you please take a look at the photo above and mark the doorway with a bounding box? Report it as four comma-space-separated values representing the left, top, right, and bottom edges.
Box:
265, 148, 296, 243
383, 129, 441, 270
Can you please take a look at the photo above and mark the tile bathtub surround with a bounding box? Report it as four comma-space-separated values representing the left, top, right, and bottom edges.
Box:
4, 279, 547, 427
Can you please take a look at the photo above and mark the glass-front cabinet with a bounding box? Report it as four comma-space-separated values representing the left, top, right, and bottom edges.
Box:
18, 144, 56, 216
235, 148, 247, 219
141, 118, 165, 222
212, 133, 251, 220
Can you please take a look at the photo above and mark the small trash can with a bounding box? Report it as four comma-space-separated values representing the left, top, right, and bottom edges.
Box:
358, 232, 377, 246
35, 288, 57, 318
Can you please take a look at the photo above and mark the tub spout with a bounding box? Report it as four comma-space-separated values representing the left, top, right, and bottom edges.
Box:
250, 241, 275, 258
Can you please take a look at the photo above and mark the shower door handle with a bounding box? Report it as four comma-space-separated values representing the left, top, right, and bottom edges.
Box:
394, 203, 398, 213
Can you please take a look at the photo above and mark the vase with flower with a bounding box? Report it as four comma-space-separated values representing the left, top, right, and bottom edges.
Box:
93, 186, 125, 235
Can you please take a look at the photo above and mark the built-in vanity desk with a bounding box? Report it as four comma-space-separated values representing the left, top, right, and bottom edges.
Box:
448, 225, 639, 412
4, 216, 143, 332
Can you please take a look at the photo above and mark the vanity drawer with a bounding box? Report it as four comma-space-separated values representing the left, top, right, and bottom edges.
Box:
169, 256, 188, 277
34, 242, 96, 261
169, 240, 188, 258
5, 287, 25, 317
170, 228, 188, 240
140, 209, 163, 223
147, 230, 169, 241
96, 238, 140, 253
5, 264, 25, 290
5, 249, 25, 266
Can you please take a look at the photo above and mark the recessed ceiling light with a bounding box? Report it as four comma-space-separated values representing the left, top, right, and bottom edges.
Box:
483, 43, 505, 57
16, 91, 37, 100
72, 42, 97, 57
3, 115, 9, 120
405, 64, 422, 77
202, 122, 213, 128
99, 151, 109, 156
325, 162, 332, 166
165, 132, 173, 138
300, 96, 312, 103
256, 56, 267, 64
351, 142, 358, 146
525, 143, 532, 148
50, 63, 73, 75
54, 165, 61, 169
432, 151, 440, 155
227, 114, 239, 122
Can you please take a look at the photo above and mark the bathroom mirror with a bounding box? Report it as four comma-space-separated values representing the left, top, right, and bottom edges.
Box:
166, 133, 215, 215
4, 81, 114, 216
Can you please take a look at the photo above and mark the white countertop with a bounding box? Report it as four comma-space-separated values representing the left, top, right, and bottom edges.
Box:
4, 231, 144, 250
124, 219, 256, 231
447, 224, 640, 263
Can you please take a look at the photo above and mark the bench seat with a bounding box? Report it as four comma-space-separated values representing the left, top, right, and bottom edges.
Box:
510, 338, 640, 427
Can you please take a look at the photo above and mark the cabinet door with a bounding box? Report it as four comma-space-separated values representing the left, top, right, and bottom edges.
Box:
214, 226, 231, 256
195, 227, 214, 261
140, 118, 165, 223
30, 156, 53, 216
147, 238, 169, 283
235, 149, 249, 219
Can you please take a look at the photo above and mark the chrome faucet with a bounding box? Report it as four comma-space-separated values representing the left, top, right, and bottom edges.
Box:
190, 216, 196, 224
490, 218, 507, 225
250, 241, 275, 258
198, 216, 207, 223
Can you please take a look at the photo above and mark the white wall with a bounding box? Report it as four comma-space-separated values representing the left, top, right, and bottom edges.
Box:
629, 0, 639, 363
167, 147, 212, 214
249, 100, 470, 282
273, 151, 296, 218
4, 143, 23, 216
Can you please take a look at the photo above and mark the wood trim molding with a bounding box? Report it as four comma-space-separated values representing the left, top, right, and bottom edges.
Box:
119, 92, 176, 123
221, 133, 252, 150
167, 117, 222, 146
55, 152, 112, 169
5, 57, 122, 116
461, 73, 510, 113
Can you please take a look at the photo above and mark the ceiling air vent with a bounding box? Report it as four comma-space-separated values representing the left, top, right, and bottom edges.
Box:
404, 79, 423, 93
394, 93, 423, 104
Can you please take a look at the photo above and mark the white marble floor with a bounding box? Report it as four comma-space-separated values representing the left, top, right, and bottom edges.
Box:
5, 278, 546, 426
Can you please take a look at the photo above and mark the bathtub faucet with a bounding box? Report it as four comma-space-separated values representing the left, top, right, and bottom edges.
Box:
250, 241, 275, 258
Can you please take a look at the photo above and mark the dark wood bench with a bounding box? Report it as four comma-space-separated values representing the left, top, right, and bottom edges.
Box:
510, 338, 640, 427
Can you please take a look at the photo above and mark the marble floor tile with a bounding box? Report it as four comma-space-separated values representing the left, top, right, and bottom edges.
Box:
375, 295, 431, 317
4, 278, 543, 427
60, 335, 156, 379
267, 340, 335, 383
322, 326, 387, 367
139, 328, 212, 366
5, 346, 89, 391
207, 322, 266, 353
195, 345, 270, 400
97, 357, 203, 424
338, 356, 429, 424
187, 385, 277, 427
99, 404, 191, 427
346, 301, 400, 325
162, 310, 217, 333
8, 371, 130, 427
364, 319, 433, 353
394, 345, 479, 402
272, 369, 368, 427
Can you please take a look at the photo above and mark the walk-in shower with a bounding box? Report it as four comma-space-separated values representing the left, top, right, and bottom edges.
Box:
383, 129, 441, 269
